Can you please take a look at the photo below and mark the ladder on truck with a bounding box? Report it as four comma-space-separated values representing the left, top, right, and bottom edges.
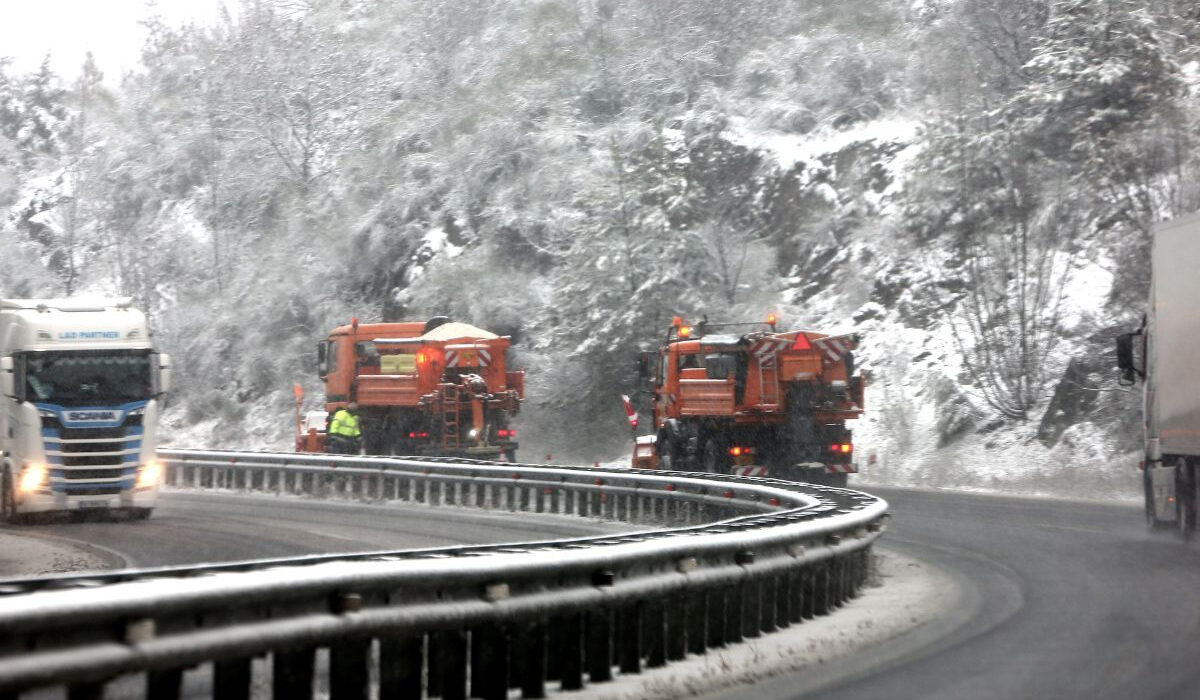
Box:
759, 359, 780, 409
441, 388, 461, 450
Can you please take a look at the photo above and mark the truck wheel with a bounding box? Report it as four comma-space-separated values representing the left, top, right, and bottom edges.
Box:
1178, 458, 1195, 542
0, 471, 14, 523
700, 437, 727, 474
657, 433, 679, 470
827, 472, 849, 488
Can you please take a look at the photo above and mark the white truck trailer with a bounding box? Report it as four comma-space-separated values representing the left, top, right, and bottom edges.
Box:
1118, 212, 1200, 537
0, 298, 171, 522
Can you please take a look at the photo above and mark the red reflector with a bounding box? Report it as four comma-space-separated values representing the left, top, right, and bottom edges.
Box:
792, 335, 811, 350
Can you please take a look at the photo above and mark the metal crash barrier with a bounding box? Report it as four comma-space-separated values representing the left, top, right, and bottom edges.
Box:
0, 449, 888, 699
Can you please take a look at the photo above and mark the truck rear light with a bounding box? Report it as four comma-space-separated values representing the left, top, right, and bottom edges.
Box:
728, 446, 754, 457
497, 429, 517, 438
408, 431, 429, 439
830, 443, 852, 454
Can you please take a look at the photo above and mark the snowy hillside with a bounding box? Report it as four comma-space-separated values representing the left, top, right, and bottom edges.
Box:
2, 0, 1196, 499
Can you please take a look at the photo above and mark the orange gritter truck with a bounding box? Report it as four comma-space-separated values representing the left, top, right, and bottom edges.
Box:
632, 315, 865, 486
302, 316, 524, 460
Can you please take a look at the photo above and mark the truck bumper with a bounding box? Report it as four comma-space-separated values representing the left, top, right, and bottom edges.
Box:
16, 488, 158, 515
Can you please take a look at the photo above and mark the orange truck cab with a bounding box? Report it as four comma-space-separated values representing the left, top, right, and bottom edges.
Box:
307, 316, 524, 460
633, 315, 865, 486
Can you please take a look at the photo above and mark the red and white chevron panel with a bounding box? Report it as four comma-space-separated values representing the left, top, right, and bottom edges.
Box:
812, 336, 854, 363
731, 465, 769, 477
749, 336, 791, 367
827, 463, 858, 473
446, 347, 492, 368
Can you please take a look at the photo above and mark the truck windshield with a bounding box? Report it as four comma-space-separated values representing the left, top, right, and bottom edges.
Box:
21, 350, 153, 406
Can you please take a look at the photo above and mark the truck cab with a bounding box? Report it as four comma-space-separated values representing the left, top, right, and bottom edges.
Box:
0, 298, 170, 522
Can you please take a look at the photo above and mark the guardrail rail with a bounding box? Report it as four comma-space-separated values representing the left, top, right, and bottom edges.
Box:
0, 449, 888, 699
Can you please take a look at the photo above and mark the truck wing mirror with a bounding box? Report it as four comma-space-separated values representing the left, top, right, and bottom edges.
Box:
0, 356, 12, 398
637, 352, 654, 380
157, 354, 172, 395
1116, 332, 1142, 384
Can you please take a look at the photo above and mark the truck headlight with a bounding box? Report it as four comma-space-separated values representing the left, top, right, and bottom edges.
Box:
136, 461, 163, 489
19, 463, 48, 493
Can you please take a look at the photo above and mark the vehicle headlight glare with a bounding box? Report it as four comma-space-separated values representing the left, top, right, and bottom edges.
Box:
19, 463, 47, 493
137, 461, 163, 489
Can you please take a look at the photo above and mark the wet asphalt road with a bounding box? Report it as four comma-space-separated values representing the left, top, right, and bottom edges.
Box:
0, 489, 637, 570
720, 486, 1200, 700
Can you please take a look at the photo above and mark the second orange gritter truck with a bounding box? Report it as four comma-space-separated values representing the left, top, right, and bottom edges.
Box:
633, 315, 865, 485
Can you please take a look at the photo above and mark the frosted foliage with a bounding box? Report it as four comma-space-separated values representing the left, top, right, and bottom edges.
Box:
0, 0, 1196, 493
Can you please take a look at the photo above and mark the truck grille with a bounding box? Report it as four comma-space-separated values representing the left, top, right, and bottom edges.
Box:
42, 418, 142, 493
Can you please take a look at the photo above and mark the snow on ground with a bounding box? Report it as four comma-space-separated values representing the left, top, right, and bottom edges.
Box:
553, 548, 951, 699
0, 530, 124, 578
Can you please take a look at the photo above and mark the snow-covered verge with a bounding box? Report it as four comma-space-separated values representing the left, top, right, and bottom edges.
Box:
557, 549, 952, 700
0, 530, 125, 578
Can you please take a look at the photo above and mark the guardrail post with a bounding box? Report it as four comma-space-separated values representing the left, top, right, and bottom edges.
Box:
742, 580, 761, 639
213, 657, 252, 700
379, 634, 423, 699
686, 589, 706, 655
330, 637, 370, 700
725, 584, 744, 645
774, 574, 791, 630
435, 629, 469, 700
760, 576, 778, 635
787, 571, 804, 624
644, 597, 666, 668
586, 608, 613, 683
516, 618, 548, 698
800, 567, 815, 619
617, 602, 642, 675
559, 612, 585, 690
706, 587, 726, 649
272, 647, 314, 700
666, 593, 687, 661
813, 562, 831, 616
837, 556, 849, 607
472, 623, 510, 700
67, 683, 104, 700
146, 667, 183, 700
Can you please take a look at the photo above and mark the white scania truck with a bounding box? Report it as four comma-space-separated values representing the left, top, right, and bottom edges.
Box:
1118, 212, 1200, 537
0, 298, 171, 522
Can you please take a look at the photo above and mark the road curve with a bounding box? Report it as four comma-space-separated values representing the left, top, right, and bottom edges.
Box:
0, 489, 639, 573
713, 486, 1200, 700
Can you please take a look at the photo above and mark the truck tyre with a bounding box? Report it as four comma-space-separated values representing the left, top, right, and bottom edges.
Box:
1144, 469, 1170, 531
700, 436, 728, 474
1178, 458, 1195, 542
827, 472, 849, 488
0, 470, 14, 524
657, 432, 679, 470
